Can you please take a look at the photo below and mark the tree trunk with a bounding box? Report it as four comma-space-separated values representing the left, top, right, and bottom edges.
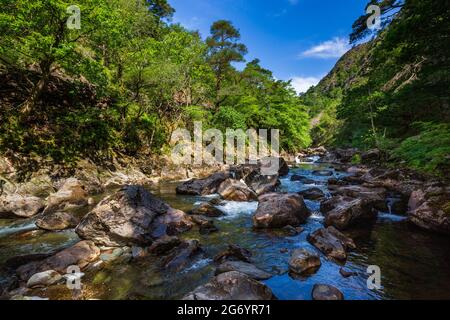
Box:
21, 60, 52, 114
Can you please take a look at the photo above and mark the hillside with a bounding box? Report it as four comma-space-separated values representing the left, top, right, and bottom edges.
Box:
302, 0, 449, 176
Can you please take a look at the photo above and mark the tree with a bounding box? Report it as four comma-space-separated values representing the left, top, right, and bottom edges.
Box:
206, 20, 248, 108
350, 0, 404, 44
0, 0, 114, 114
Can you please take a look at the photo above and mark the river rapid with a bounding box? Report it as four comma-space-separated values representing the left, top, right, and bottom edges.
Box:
1, 160, 450, 300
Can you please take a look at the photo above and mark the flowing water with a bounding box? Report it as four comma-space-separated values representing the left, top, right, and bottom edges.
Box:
1, 161, 450, 300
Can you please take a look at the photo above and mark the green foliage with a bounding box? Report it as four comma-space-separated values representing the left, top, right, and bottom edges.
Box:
392, 123, 450, 175
0, 1, 312, 166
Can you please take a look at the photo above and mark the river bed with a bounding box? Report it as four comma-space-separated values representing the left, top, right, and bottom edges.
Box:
1, 161, 450, 300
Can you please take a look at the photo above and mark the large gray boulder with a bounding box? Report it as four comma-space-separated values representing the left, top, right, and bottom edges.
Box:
76, 185, 192, 247
184, 271, 276, 300
253, 193, 311, 229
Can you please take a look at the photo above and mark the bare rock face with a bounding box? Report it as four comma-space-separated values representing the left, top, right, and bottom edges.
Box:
408, 186, 450, 235
215, 261, 272, 280
44, 178, 88, 214
183, 271, 276, 300
218, 179, 257, 202
0, 194, 44, 218
76, 185, 192, 247
176, 172, 230, 196
36, 211, 80, 231
312, 284, 344, 300
307, 227, 356, 261
288, 249, 321, 275
253, 193, 311, 229
17, 241, 100, 281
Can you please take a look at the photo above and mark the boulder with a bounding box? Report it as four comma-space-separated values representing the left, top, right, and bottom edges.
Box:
176, 172, 230, 196
189, 202, 225, 217
184, 271, 276, 300
214, 245, 252, 264
291, 175, 315, 184
361, 149, 381, 163
17, 241, 100, 281
76, 185, 192, 247
312, 170, 334, 177
0, 194, 44, 218
312, 284, 344, 300
218, 179, 257, 202
148, 236, 182, 255
334, 148, 358, 163
324, 198, 378, 230
215, 261, 272, 280
408, 186, 450, 235
161, 240, 202, 271
245, 171, 280, 196
253, 193, 311, 229
299, 188, 326, 201
43, 178, 88, 214
26, 270, 62, 288
35, 212, 80, 231
307, 227, 355, 261
288, 249, 321, 275
191, 215, 219, 235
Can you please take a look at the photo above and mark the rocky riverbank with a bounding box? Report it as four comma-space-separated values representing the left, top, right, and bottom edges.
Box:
0, 149, 449, 300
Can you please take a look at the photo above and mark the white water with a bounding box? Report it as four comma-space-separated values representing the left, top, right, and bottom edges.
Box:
215, 201, 258, 220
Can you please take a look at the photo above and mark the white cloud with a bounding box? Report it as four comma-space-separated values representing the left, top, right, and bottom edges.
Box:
300, 37, 350, 59
291, 76, 321, 94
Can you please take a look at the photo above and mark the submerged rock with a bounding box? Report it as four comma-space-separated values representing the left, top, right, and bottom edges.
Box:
408, 186, 450, 235
17, 241, 100, 281
312, 284, 344, 300
76, 185, 192, 246
307, 227, 356, 261
176, 172, 230, 196
0, 194, 45, 218
215, 261, 272, 280
288, 249, 321, 275
184, 271, 276, 300
253, 193, 311, 229
218, 179, 257, 202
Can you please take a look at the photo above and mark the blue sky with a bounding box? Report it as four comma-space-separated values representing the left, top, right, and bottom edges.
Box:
169, 0, 369, 93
